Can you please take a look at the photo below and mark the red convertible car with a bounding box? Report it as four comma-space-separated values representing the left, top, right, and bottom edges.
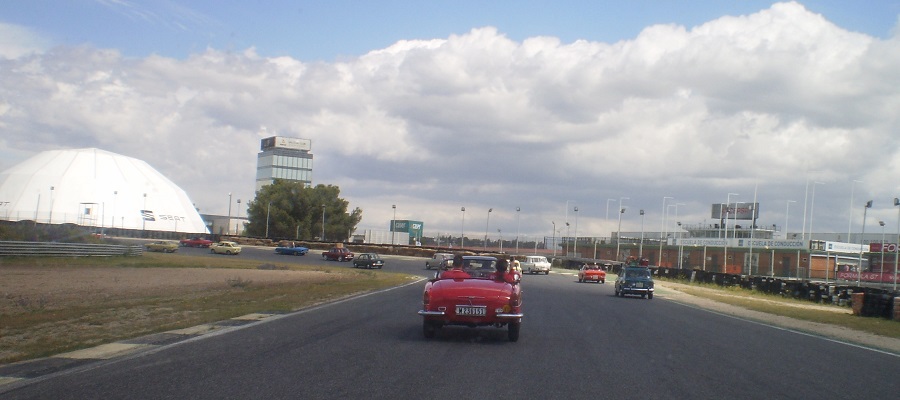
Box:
179, 237, 212, 248
578, 263, 606, 283
417, 255, 523, 342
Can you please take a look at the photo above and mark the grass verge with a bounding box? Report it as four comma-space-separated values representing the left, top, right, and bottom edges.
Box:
0, 253, 417, 365
659, 279, 900, 339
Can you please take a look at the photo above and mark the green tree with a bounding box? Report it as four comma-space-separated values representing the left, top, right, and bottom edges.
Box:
245, 181, 362, 241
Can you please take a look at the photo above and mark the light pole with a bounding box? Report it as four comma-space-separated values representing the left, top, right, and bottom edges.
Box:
265, 202, 271, 238
639, 209, 645, 258
673, 203, 685, 268
659, 196, 673, 266
227, 192, 232, 235
857, 200, 872, 286
880, 220, 886, 277
615, 206, 626, 262
551, 221, 557, 256
49, 186, 55, 224
391, 204, 397, 245
808, 181, 824, 242
848, 180, 862, 242
142, 193, 147, 234
484, 208, 492, 251
321, 204, 326, 241
785, 200, 796, 239
236, 199, 241, 236
724, 193, 738, 273
498, 228, 503, 253
801, 179, 809, 241
515, 207, 521, 255
894, 197, 899, 291
111, 190, 117, 230
460, 207, 466, 248
573, 206, 579, 255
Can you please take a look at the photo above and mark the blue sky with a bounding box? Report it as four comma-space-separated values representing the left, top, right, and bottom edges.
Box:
3, 1, 898, 61
2, 1, 900, 241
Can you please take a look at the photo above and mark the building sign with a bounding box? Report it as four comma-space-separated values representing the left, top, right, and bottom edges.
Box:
869, 243, 898, 253
260, 136, 312, 151
710, 202, 758, 221
822, 241, 867, 254
676, 238, 806, 249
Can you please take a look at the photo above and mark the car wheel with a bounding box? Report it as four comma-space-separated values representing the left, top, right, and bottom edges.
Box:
578, 277, 583, 283
641, 294, 646, 299
423, 321, 437, 339
210, 249, 215, 253
648, 293, 653, 299
507, 322, 520, 342
601, 279, 605, 284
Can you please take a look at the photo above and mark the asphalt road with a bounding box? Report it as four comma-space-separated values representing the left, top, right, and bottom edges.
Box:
3, 248, 898, 399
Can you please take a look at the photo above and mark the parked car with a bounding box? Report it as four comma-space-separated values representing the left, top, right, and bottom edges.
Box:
425, 252, 454, 270
322, 247, 354, 261
179, 237, 212, 248
353, 253, 385, 269
144, 240, 178, 253
275, 242, 309, 256
578, 263, 606, 283
417, 256, 523, 342
210, 241, 242, 255
615, 266, 654, 299
521, 255, 551, 275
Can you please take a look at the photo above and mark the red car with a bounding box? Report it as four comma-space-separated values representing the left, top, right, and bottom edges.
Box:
578, 263, 606, 283
179, 237, 212, 248
322, 247, 354, 261
418, 256, 523, 342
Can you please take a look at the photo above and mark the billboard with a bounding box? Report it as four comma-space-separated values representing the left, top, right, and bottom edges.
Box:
260, 136, 312, 151
711, 202, 758, 221
390, 219, 424, 239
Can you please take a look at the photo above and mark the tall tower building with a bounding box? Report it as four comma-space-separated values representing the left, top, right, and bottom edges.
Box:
256, 136, 314, 191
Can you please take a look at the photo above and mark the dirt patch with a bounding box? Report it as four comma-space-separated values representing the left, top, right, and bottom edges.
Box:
655, 281, 900, 355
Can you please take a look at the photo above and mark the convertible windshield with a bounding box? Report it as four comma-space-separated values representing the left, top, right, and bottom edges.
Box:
625, 269, 651, 278
461, 259, 497, 279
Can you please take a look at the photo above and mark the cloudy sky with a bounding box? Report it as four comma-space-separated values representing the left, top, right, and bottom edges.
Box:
1, 1, 900, 242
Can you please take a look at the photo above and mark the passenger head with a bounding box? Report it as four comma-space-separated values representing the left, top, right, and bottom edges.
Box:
453, 254, 465, 269
496, 258, 508, 273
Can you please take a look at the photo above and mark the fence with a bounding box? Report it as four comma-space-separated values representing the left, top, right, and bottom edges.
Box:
0, 241, 143, 257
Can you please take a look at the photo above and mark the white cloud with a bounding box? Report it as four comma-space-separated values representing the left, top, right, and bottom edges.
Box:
0, 23, 51, 59
1, 2, 899, 239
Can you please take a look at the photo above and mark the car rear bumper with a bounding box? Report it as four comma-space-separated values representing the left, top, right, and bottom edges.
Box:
418, 310, 524, 319
620, 287, 653, 294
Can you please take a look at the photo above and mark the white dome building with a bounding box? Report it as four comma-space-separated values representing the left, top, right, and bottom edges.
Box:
0, 148, 209, 234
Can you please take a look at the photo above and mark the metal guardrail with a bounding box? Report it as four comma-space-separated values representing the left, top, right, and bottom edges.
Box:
0, 241, 143, 257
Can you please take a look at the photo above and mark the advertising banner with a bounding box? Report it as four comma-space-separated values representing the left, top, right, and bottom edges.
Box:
675, 238, 806, 249
710, 202, 758, 221
823, 241, 867, 254
869, 242, 899, 253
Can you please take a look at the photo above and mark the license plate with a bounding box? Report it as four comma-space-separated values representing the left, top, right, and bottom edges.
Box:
635, 282, 644, 288
455, 306, 486, 316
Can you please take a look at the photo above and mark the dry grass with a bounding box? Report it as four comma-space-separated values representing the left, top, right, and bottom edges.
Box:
0, 253, 416, 364
660, 280, 900, 339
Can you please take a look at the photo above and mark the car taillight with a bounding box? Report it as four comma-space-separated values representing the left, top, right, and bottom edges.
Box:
423, 290, 430, 306
509, 291, 520, 308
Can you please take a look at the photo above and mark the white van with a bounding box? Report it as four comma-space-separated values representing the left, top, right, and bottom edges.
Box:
521, 256, 551, 275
